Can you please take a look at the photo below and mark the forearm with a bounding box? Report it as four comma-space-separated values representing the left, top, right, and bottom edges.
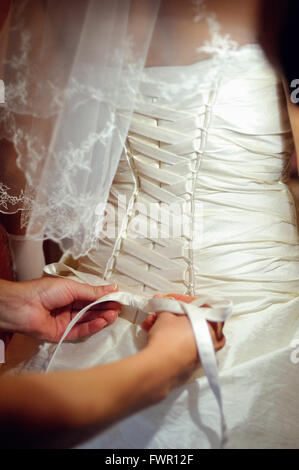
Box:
0, 282, 203, 448
0, 346, 178, 448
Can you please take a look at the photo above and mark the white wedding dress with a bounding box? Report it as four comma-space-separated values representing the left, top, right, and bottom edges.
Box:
5, 33, 299, 448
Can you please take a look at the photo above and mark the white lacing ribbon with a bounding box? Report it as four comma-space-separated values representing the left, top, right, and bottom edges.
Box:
44, 292, 233, 448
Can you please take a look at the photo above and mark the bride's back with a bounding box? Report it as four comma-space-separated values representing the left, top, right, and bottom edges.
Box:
146, 0, 262, 67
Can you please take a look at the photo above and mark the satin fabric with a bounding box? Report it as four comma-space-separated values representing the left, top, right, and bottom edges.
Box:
5, 44, 299, 448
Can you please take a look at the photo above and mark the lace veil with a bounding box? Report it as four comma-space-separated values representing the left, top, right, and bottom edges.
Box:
0, 0, 160, 257
0, 0, 264, 258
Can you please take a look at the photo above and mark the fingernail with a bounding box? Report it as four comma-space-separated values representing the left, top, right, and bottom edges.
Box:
103, 283, 118, 294
103, 310, 118, 323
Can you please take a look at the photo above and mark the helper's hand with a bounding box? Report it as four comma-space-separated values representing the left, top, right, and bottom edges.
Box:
142, 293, 225, 351
0, 278, 121, 342
142, 293, 226, 390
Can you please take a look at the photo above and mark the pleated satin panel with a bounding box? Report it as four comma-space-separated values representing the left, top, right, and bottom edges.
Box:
63, 45, 297, 315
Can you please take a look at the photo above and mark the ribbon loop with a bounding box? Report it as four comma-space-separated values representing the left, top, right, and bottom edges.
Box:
44, 291, 233, 448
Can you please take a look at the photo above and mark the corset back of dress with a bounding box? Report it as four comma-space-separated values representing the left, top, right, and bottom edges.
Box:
56, 1, 297, 317
57, 40, 297, 317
